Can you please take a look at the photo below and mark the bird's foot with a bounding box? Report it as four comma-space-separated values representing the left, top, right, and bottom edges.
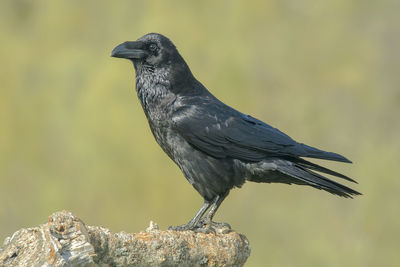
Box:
193, 226, 216, 234
168, 223, 196, 231
169, 218, 228, 234
167, 218, 205, 231
199, 218, 232, 233
168, 218, 231, 234
168, 223, 216, 234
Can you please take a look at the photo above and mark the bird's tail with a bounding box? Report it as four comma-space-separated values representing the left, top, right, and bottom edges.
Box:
295, 143, 352, 163
293, 158, 357, 183
277, 162, 361, 198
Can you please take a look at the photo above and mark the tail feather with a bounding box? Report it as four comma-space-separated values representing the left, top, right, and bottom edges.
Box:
299, 143, 352, 163
278, 164, 361, 198
293, 158, 357, 183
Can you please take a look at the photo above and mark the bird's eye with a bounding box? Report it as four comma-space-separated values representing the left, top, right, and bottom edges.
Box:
149, 44, 158, 52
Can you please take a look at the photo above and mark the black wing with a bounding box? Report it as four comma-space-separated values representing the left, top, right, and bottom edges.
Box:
172, 100, 351, 163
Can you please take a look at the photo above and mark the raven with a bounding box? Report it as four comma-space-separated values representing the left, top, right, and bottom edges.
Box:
111, 33, 360, 231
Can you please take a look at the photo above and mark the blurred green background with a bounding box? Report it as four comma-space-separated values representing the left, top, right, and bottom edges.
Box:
1, 0, 399, 266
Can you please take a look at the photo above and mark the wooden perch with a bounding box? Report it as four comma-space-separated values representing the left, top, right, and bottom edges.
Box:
0, 211, 251, 266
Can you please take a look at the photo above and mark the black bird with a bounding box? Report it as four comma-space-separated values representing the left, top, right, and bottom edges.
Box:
111, 33, 360, 231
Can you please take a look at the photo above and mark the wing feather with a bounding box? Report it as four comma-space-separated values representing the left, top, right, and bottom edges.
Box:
173, 103, 350, 163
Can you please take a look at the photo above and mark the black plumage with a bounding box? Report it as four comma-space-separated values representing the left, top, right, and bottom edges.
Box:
111, 33, 360, 230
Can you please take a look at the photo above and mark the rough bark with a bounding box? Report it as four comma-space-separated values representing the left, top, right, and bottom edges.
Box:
0, 211, 250, 266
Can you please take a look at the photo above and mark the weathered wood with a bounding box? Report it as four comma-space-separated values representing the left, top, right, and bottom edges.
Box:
0, 211, 250, 266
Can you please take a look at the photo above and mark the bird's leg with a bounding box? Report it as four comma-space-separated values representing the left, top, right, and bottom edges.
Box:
200, 191, 231, 229
168, 200, 211, 231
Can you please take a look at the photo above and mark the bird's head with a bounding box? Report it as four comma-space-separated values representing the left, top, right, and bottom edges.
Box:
112, 33, 198, 92
111, 33, 184, 70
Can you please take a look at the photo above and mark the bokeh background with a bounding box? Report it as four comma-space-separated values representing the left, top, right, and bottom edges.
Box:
1, 0, 399, 266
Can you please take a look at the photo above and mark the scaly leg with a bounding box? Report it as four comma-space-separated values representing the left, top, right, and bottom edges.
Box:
168, 200, 211, 231
200, 191, 231, 229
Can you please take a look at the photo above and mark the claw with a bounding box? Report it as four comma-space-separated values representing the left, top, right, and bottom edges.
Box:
168, 223, 215, 234
199, 218, 232, 230
194, 226, 216, 234
210, 221, 231, 229
168, 224, 196, 231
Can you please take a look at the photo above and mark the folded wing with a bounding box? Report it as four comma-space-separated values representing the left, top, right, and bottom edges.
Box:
173, 105, 351, 163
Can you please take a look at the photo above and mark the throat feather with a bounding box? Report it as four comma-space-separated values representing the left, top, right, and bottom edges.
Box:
135, 67, 171, 111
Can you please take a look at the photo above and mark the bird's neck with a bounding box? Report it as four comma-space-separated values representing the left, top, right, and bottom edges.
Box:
135, 66, 171, 108
134, 58, 200, 97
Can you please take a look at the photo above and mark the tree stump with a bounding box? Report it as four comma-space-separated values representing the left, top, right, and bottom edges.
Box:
0, 211, 251, 266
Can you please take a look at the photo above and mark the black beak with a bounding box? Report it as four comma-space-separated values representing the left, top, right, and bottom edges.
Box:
111, 41, 148, 59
